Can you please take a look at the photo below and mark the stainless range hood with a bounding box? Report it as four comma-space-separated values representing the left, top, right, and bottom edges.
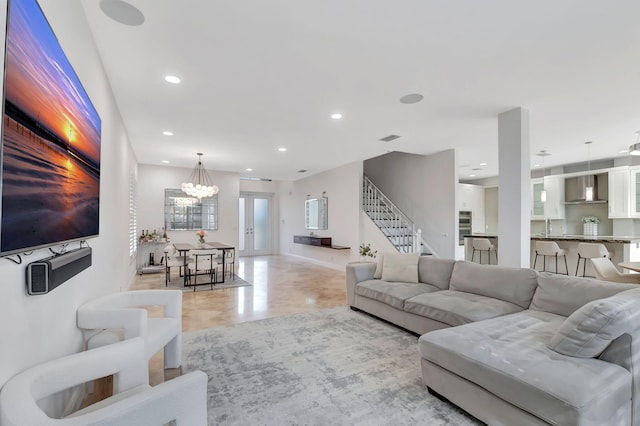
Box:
562, 175, 607, 205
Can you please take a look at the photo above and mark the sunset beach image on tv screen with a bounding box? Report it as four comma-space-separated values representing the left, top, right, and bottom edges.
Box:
1, 0, 101, 255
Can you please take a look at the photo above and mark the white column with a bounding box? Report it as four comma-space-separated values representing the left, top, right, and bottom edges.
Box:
498, 107, 531, 267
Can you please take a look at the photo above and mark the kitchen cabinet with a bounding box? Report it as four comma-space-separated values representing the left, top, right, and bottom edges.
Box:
609, 168, 630, 218
630, 167, 640, 218
543, 176, 565, 219
459, 184, 485, 233
531, 177, 564, 220
531, 179, 545, 220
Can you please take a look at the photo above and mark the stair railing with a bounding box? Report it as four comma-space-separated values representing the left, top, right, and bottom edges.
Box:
363, 175, 435, 255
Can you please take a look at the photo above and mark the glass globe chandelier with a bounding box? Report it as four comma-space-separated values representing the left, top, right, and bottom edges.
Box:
181, 153, 219, 199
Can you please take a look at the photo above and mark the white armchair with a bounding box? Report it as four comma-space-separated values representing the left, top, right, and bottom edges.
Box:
0, 338, 207, 425
77, 290, 182, 369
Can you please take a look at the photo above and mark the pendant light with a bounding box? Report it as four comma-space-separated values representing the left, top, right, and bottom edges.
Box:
585, 141, 593, 202
181, 153, 219, 199
536, 150, 549, 203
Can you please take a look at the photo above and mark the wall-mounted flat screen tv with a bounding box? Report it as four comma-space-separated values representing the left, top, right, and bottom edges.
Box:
0, 0, 101, 256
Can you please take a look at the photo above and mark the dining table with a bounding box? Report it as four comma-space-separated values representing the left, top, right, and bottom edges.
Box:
618, 261, 640, 273
173, 242, 236, 287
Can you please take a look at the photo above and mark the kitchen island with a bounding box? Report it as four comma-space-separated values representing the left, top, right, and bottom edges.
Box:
464, 234, 640, 276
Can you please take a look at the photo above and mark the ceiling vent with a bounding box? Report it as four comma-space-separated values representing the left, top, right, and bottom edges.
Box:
379, 134, 401, 142
297, 169, 307, 173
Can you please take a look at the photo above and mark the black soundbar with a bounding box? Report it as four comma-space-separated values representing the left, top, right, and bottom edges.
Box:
26, 247, 92, 295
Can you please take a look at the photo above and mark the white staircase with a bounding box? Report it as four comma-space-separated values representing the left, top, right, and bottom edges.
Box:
363, 175, 434, 255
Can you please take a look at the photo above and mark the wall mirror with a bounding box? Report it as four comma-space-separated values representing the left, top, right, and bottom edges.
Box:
305, 197, 328, 230
164, 189, 218, 230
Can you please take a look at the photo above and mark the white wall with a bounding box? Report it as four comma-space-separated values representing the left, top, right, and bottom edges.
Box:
137, 164, 240, 249
279, 162, 362, 270
0, 0, 137, 387
364, 150, 458, 258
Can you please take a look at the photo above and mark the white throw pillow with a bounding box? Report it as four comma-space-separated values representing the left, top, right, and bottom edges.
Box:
373, 253, 384, 279
548, 288, 640, 358
381, 253, 420, 283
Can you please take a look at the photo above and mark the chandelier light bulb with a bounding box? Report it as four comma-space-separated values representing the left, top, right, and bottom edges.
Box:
181, 153, 218, 199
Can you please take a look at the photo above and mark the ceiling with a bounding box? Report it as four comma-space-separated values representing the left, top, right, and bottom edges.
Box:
81, 0, 640, 181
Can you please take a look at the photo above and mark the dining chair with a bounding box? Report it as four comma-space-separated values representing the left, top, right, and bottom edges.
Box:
575, 243, 609, 277
187, 249, 219, 290
225, 248, 236, 279
163, 244, 186, 286
471, 238, 497, 265
533, 241, 568, 275
590, 257, 640, 284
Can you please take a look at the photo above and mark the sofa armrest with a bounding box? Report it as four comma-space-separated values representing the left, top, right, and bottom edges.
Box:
346, 262, 376, 306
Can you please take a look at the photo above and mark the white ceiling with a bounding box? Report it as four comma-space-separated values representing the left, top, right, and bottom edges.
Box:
81, 0, 640, 181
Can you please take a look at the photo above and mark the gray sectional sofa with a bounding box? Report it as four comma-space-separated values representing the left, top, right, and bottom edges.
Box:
346, 256, 640, 426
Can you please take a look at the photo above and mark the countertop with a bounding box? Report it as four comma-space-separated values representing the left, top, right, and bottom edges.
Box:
465, 234, 640, 244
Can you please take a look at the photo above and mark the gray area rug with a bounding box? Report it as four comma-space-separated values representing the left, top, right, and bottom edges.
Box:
166, 274, 251, 292
182, 306, 481, 425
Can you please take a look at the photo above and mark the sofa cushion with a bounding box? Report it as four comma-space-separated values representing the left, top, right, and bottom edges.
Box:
420, 310, 632, 426
356, 280, 439, 310
417, 257, 455, 290
449, 261, 538, 308
404, 290, 523, 327
548, 288, 640, 358
530, 273, 637, 317
381, 253, 420, 283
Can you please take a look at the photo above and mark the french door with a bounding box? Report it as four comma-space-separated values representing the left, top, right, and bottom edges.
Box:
239, 193, 272, 256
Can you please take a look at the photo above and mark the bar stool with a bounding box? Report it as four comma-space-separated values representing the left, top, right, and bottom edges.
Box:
575, 243, 609, 277
472, 238, 497, 265
533, 241, 568, 274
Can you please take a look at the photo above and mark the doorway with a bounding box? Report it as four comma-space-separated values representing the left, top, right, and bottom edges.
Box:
239, 193, 272, 256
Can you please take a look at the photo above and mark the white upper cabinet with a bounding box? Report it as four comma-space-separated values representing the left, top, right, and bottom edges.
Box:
532, 177, 564, 220
531, 178, 545, 220
543, 176, 565, 220
608, 168, 630, 218
629, 167, 640, 218
459, 184, 485, 233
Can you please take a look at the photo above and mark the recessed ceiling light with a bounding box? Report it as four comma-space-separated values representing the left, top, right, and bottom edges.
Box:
331, 113, 342, 120
619, 149, 629, 154
162, 131, 173, 136
278, 147, 287, 152
246, 168, 253, 172
479, 162, 487, 166
469, 174, 476, 177
161, 160, 169, 164
399, 93, 424, 104
297, 169, 308, 173
534, 164, 541, 168
164, 75, 181, 84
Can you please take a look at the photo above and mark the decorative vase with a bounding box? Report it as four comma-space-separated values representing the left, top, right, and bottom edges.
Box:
583, 223, 598, 236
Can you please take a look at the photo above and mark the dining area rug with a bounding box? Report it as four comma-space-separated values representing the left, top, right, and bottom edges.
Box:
164, 273, 251, 292
181, 306, 480, 425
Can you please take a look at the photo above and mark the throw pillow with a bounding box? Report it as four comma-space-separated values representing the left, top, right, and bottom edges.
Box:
373, 253, 384, 279
548, 288, 640, 358
381, 253, 420, 283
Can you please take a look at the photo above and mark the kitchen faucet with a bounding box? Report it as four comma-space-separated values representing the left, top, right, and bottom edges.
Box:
544, 218, 552, 237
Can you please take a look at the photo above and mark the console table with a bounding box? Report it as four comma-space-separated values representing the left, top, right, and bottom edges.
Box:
293, 235, 350, 250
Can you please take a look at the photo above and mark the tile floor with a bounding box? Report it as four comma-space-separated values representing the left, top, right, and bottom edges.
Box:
129, 255, 347, 384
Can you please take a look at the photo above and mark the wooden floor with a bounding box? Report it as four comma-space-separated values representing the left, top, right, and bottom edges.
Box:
129, 255, 347, 384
